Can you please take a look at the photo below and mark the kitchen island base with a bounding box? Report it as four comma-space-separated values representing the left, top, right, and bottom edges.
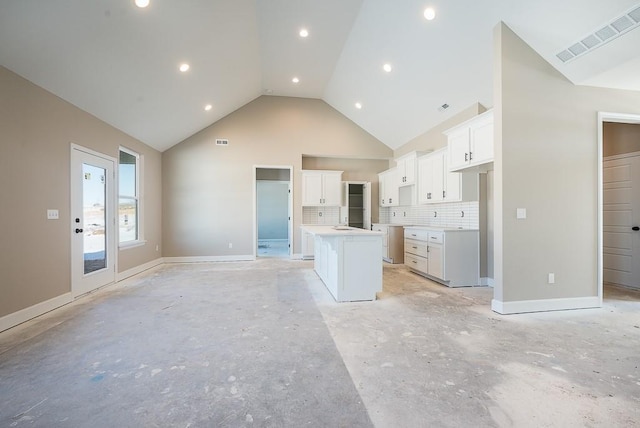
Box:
303, 226, 383, 302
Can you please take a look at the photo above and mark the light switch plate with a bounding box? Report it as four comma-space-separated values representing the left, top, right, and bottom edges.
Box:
47, 209, 59, 220
516, 208, 526, 219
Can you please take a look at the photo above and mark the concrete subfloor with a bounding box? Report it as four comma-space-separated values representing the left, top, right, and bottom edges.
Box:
1, 259, 639, 427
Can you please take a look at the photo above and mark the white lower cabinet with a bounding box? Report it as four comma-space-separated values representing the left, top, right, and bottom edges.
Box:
372, 223, 404, 264
403, 226, 479, 287
301, 228, 315, 259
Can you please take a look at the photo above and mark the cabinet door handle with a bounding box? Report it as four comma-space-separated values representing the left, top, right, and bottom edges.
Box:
443, 190, 445, 198
412, 246, 417, 249
469, 151, 473, 160
389, 198, 392, 203
465, 153, 468, 162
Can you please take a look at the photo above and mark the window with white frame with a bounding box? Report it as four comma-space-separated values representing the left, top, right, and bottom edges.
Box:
118, 148, 142, 245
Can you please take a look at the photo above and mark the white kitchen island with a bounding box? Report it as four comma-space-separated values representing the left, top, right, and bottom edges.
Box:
301, 225, 383, 302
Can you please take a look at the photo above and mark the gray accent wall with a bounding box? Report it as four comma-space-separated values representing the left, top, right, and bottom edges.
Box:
0, 65, 162, 319
493, 23, 640, 306
604, 122, 640, 157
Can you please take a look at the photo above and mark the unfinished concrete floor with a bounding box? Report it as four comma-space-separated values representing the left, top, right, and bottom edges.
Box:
1, 259, 639, 427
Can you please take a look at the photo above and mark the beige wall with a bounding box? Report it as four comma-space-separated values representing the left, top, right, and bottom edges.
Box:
162, 96, 392, 257
604, 122, 640, 157
493, 23, 640, 306
0, 65, 162, 319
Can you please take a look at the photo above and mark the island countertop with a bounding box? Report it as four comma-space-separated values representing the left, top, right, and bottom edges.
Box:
301, 225, 383, 237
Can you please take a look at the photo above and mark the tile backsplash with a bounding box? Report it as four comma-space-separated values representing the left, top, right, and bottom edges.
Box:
303, 206, 340, 225
379, 201, 479, 229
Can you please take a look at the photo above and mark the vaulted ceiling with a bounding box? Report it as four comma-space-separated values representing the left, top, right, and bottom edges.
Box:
1, 0, 639, 152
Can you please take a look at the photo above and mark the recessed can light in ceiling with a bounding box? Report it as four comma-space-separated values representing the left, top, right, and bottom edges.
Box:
292, 77, 300, 84
383, 63, 392, 73
355, 102, 362, 109
424, 7, 436, 20
179, 63, 190, 72
135, 0, 150, 8
299, 28, 309, 38
204, 104, 212, 111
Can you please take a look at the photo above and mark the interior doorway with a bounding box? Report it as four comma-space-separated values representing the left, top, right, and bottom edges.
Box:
70, 145, 116, 297
599, 113, 640, 301
254, 166, 292, 258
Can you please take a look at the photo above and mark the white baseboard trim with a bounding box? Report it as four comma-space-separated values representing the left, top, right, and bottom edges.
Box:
291, 253, 305, 260
164, 255, 255, 263
117, 257, 164, 282
491, 296, 601, 315
480, 277, 494, 287
0, 292, 73, 333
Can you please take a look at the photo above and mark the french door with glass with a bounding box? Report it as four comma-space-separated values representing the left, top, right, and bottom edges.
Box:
71, 146, 116, 297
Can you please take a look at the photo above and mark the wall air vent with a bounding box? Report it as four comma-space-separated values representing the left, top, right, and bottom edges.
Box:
216, 139, 229, 146
556, 3, 640, 63
438, 103, 450, 112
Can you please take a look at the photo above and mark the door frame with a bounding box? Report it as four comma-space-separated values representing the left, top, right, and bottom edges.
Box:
598, 112, 640, 305
70, 144, 117, 297
253, 165, 293, 259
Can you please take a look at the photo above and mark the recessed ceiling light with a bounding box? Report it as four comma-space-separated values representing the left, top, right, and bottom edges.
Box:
135, 0, 150, 8
424, 7, 436, 20
204, 104, 212, 111
383, 63, 392, 73
292, 77, 300, 84
299, 28, 309, 38
179, 63, 190, 72
355, 102, 362, 109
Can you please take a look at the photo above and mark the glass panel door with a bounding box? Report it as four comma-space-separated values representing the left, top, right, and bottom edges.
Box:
71, 146, 115, 297
83, 163, 107, 274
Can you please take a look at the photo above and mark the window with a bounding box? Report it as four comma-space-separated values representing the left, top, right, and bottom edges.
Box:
118, 148, 142, 245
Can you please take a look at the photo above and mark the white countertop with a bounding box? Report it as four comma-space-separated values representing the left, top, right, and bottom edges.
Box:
301, 225, 383, 236
403, 225, 479, 232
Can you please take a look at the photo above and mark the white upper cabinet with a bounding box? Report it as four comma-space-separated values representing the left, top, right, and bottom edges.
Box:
418, 148, 478, 204
301, 170, 343, 206
445, 110, 494, 172
395, 152, 422, 186
378, 168, 399, 207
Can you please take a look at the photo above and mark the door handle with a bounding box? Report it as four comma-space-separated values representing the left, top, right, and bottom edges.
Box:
633, 226, 640, 231
75, 228, 83, 233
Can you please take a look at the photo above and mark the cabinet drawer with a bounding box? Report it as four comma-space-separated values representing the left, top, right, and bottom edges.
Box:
404, 229, 428, 241
404, 238, 427, 257
428, 231, 444, 244
404, 253, 427, 273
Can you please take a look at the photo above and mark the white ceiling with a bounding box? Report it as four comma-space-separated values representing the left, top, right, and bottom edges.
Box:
1, 0, 639, 152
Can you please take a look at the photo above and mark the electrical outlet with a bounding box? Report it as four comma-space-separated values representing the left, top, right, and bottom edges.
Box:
47, 209, 59, 220
548, 273, 555, 284
228, 243, 233, 249
155, 244, 159, 252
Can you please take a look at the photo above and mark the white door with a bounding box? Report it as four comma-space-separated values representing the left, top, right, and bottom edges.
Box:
71, 147, 116, 297
363, 182, 371, 230
603, 153, 640, 289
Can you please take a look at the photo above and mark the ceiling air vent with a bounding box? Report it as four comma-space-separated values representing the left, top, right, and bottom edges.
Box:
216, 139, 229, 146
438, 103, 450, 112
555, 3, 640, 64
